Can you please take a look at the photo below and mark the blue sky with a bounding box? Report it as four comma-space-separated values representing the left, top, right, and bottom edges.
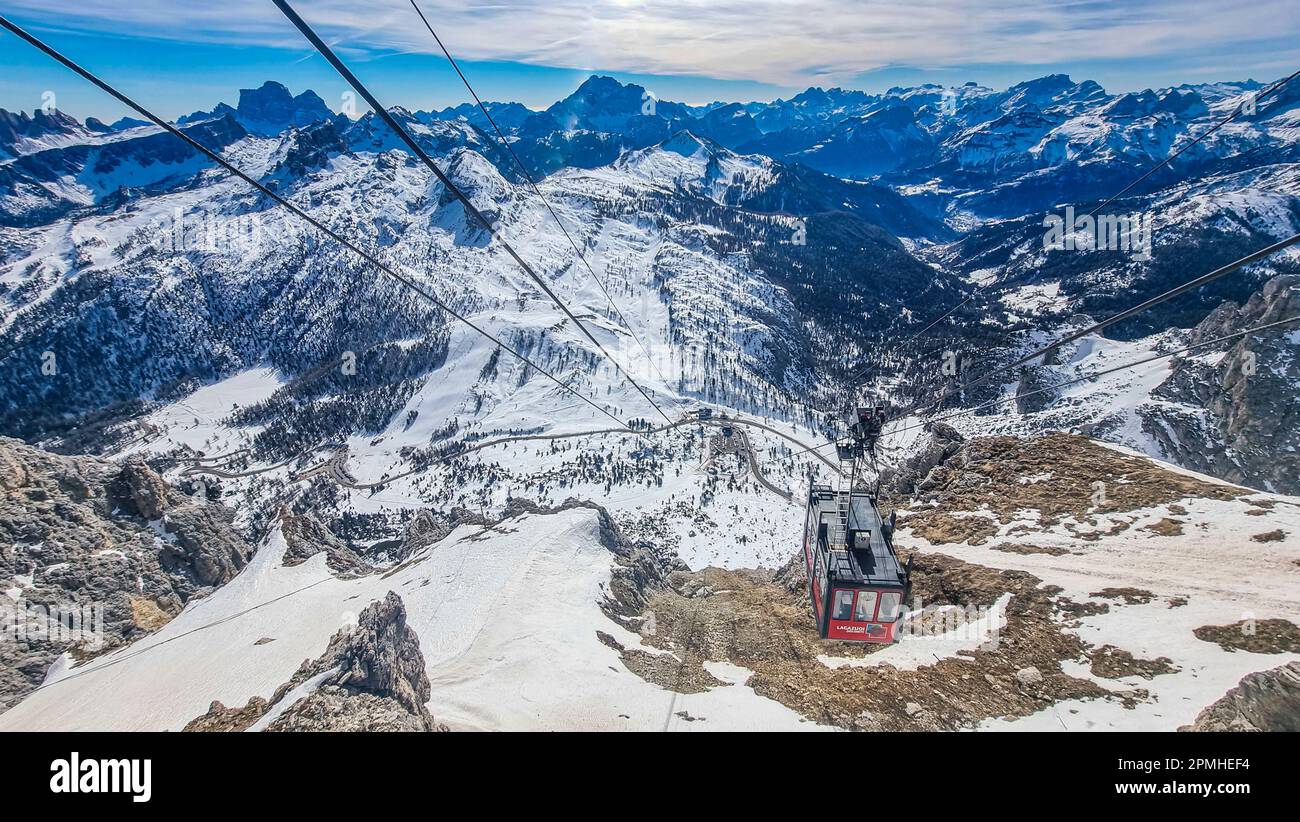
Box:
2, 0, 1298, 121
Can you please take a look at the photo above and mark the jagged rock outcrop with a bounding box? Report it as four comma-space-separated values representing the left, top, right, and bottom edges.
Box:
1181, 661, 1300, 731
307, 591, 432, 721
1143, 274, 1300, 494
880, 422, 966, 499
1014, 364, 1060, 414
396, 509, 452, 558
269, 120, 347, 177
389, 505, 491, 563
501, 497, 682, 619
115, 460, 170, 518
0, 438, 253, 710
184, 591, 444, 731
279, 509, 373, 577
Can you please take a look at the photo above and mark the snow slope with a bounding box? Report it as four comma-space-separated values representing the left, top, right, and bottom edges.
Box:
0, 507, 819, 731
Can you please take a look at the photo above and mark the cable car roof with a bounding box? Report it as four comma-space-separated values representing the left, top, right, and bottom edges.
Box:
809, 486, 906, 588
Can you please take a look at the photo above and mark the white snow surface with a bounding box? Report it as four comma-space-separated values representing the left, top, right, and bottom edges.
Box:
0, 507, 819, 732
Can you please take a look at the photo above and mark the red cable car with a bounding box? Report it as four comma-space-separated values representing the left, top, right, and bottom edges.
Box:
802, 484, 911, 643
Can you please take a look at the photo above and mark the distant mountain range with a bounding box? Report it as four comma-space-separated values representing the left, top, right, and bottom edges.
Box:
1, 71, 1298, 497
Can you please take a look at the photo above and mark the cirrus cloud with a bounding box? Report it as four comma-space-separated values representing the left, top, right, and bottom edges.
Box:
2, 0, 1297, 87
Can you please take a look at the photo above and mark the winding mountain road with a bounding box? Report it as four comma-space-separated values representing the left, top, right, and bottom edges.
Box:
178, 412, 836, 501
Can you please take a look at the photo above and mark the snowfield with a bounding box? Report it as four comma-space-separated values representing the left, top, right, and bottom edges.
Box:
0, 507, 818, 732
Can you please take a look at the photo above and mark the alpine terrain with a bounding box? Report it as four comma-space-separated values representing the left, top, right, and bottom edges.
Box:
2, 56, 1299, 732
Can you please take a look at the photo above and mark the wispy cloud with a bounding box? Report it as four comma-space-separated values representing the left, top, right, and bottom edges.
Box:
3, 0, 1297, 86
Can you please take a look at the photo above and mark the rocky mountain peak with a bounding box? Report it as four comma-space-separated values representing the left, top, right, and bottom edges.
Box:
235, 81, 335, 135
1143, 274, 1300, 494
0, 106, 88, 153
184, 591, 443, 732
550, 74, 646, 120
325, 591, 433, 718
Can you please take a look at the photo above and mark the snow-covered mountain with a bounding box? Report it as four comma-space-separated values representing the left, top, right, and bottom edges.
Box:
0, 106, 113, 160
2, 70, 1299, 732
178, 80, 338, 137
5, 427, 1297, 731
3, 71, 1299, 487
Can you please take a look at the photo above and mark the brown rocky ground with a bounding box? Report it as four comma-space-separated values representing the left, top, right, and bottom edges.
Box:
601, 432, 1294, 731
897, 433, 1244, 546
606, 553, 1143, 730
1090, 587, 1157, 605
1088, 645, 1179, 680
990, 541, 1069, 556
1193, 619, 1300, 654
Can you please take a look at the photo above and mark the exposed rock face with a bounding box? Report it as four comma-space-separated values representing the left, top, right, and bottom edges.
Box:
397, 509, 452, 558
184, 591, 443, 732
1142, 274, 1300, 494
1181, 662, 1300, 731
279, 510, 372, 577
0, 438, 253, 710
270, 120, 346, 177
160, 504, 253, 587
116, 460, 170, 518
312, 590, 432, 722
265, 686, 436, 732
1014, 364, 1059, 414
390, 505, 491, 563
880, 422, 966, 499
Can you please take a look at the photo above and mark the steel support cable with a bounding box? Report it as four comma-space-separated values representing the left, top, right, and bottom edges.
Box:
879, 314, 1300, 440
405, 0, 683, 414
1084, 68, 1300, 221
0, 15, 629, 431
806, 314, 1300, 454
906, 230, 1300, 421
875, 229, 1300, 427
272, 0, 674, 425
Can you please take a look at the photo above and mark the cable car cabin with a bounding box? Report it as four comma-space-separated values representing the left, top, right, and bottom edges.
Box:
802, 484, 910, 643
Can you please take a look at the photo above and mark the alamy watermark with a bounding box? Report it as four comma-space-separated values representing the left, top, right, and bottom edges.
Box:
894, 596, 1003, 649
1044, 205, 1152, 261
148, 207, 268, 256
1, 598, 105, 649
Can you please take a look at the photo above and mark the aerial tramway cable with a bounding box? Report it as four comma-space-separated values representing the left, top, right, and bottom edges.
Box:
272, 0, 675, 426
881, 314, 1300, 440
1085, 68, 1300, 222
842, 66, 1300, 402
906, 230, 1300, 420
405, 0, 683, 413
808, 313, 1300, 456
0, 14, 632, 432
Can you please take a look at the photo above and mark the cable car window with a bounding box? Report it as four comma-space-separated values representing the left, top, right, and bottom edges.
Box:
854, 590, 878, 622
833, 590, 854, 620
878, 592, 902, 621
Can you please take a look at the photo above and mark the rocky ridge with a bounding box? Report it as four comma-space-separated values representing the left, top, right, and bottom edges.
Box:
1, 436, 252, 709
184, 591, 444, 732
